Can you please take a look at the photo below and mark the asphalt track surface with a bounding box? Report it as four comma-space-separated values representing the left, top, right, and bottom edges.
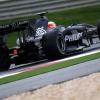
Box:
0, 56, 100, 99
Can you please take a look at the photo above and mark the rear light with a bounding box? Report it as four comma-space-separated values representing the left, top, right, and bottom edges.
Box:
13, 48, 18, 56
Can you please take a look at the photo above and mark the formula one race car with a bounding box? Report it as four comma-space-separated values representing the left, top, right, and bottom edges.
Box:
0, 12, 100, 71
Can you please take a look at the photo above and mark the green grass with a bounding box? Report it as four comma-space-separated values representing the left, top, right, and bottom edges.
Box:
2, 4, 100, 47
47, 5, 100, 25
7, 32, 18, 47
0, 52, 100, 85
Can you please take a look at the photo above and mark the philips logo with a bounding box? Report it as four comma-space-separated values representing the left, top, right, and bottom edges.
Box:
65, 32, 83, 42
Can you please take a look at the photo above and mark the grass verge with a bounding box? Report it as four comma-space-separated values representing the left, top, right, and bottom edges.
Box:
0, 51, 100, 85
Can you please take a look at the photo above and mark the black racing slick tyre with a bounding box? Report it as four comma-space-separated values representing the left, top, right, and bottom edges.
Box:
97, 21, 100, 40
0, 46, 10, 71
42, 30, 66, 59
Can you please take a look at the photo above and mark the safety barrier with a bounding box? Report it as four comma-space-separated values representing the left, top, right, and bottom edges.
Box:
0, 0, 99, 20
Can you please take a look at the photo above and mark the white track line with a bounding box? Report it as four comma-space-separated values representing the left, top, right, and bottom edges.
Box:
55, 49, 100, 63
0, 71, 24, 79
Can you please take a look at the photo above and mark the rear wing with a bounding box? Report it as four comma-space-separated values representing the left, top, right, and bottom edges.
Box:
0, 12, 48, 35
0, 21, 29, 35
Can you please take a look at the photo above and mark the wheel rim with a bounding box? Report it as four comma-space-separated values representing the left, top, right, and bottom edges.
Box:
56, 34, 66, 54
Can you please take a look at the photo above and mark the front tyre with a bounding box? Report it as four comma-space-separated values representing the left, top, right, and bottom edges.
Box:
42, 30, 66, 59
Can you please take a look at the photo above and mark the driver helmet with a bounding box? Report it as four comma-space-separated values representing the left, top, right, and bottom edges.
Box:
48, 21, 56, 28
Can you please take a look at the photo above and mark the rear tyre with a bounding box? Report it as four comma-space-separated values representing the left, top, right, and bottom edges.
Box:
42, 30, 66, 59
0, 46, 10, 71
